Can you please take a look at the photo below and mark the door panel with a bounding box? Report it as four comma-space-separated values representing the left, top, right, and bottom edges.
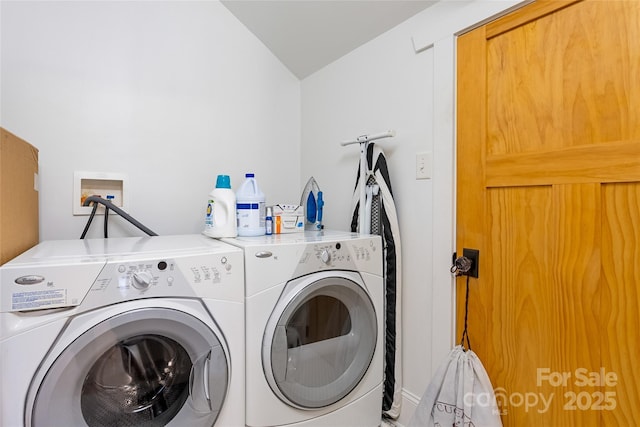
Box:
485, 184, 602, 424
457, 0, 640, 425
487, 0, 640, 154
601, 183, 640, 425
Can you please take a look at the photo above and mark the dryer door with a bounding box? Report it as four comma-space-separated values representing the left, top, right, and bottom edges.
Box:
263, 271, 377, 409
27, 306, 229, 427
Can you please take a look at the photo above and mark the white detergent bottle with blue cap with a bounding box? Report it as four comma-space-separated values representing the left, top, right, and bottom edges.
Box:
203, 174, 237, 238
236, 173, 265, 236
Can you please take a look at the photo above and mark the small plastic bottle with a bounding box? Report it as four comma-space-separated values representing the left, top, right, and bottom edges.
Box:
265, 206, 273, 235
203, 175, 237, 238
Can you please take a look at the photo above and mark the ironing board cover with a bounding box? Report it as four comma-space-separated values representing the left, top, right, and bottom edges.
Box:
350, 143, 402, 420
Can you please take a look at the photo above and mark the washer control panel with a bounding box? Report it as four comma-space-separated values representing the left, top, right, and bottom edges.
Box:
82, 250, 244, 309
0, 236, 244, 312
104, 259, 192, 294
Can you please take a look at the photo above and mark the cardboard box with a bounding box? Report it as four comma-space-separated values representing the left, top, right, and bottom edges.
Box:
272, 204, 304, 234
1, 128, 39, 264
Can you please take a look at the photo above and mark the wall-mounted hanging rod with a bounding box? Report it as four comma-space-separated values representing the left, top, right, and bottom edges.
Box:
341, 130, 396, 234
340, 130, 396, 146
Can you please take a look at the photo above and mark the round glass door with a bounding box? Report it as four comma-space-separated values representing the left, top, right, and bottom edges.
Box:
80, 334, 192, 426
28, 306, 229, 427
263, 272, 377, 409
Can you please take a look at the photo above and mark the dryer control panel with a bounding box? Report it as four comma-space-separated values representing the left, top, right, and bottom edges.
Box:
293, 236, 382, 278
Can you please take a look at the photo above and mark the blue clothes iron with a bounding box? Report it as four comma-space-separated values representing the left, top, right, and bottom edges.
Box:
300, 177, 324, 230
316, 191, 324, 228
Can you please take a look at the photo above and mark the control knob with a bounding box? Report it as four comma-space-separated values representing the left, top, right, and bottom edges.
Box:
132, 271, 153, 290
320, 249, 331, 264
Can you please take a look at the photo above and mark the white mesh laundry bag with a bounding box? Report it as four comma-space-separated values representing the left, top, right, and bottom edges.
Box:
409, 345, 502, 427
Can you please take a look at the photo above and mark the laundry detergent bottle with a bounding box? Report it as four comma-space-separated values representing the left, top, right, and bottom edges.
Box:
203, 174, 237, 238
236, 173, 265, 236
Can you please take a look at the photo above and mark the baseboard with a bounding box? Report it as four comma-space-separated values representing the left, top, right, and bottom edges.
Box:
390, 389, 421, 427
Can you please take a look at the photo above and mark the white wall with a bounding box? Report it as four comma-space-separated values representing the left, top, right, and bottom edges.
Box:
1, 0, 523, 424
300, 1, 521, 424
300, 20, 445, 426
1, 0, 300, 240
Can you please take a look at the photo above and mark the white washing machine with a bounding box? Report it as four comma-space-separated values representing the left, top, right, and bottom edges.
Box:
223, 230, 383, 427
0, 234, 244, 427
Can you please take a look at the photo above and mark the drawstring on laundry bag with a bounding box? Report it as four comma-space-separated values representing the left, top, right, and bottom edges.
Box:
459, 274, 471, 351
450, 255, 473, 351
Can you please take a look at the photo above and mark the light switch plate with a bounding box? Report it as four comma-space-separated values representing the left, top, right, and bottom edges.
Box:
416, 152, 432, 179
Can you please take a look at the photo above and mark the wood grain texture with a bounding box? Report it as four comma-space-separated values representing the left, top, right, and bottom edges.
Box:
483, 184, 601, 425
486, 0, 581, 39
456, 0, 640, 425
486, 186, 555, 425
456, 27, 487, 246
601, 183, 640, 426
487, 0, 640, 156
549, 183, 601, 426
486, 140, 640, 187
456, 27, 489, 354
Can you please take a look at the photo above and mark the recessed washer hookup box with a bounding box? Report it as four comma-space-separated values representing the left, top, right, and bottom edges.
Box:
272, 204, 304, 234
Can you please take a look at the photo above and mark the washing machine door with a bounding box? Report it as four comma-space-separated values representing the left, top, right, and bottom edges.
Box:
263, 271, 377, 409
27, 305, 229, 427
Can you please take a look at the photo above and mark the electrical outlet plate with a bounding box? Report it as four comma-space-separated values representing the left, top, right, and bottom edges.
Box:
73, 171, 128, 215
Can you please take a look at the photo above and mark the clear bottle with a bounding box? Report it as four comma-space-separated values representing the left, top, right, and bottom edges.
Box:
236, 173, 265, 236
203, 174, 237, 238
265, 206, 273, 235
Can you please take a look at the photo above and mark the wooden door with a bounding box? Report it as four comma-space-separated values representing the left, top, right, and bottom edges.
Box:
456, 1, 640, 425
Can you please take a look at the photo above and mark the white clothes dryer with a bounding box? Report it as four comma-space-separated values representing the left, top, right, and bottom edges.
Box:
0, 234, 244, 427
224, 230, 383, 427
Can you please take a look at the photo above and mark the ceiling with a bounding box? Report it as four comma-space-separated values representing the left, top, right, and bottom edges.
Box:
220, 0, 438, 79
